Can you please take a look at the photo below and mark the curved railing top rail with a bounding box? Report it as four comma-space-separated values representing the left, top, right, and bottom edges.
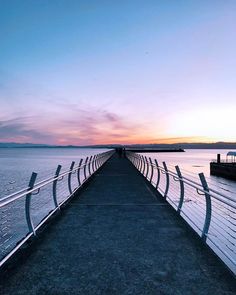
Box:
0, 149, 114, 268
129, 152, 236, 206
0, 151, 112, 207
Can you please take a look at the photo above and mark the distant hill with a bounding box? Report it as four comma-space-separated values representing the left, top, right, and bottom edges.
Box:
0, 142, 105, 148
0, 142, 236, 149
0, 142, 50, 148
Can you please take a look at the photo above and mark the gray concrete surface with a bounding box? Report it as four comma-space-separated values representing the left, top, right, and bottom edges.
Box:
0, 154, 235, 294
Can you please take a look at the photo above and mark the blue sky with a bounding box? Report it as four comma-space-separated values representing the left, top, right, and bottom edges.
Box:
1, 0, 236, 144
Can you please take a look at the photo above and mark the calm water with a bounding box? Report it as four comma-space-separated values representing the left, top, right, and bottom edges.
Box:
0, 148, 109, 198
141, 149, 236, 198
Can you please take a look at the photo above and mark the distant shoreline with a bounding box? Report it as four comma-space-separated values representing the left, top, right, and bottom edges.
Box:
0, 142, 236, 149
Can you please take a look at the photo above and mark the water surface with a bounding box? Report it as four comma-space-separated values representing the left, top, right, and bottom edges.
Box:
0, 148, 109, 198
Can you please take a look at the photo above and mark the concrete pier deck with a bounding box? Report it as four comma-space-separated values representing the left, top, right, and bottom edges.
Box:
0, 154, 235, 294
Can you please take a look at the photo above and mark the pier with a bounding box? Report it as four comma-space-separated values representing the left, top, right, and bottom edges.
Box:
210, 152, 236, 180
0, 152, 235, 294
126, 148, 185, 153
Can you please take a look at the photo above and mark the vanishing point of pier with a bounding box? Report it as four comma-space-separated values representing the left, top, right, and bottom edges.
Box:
0, 152, 235, 294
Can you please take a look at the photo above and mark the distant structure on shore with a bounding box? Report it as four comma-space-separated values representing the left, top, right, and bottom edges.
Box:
125, 147, 184, 153
210, 152, 236, 180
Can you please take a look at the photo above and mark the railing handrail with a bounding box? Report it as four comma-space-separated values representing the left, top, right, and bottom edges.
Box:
129, 153, 236, 205
0, 149, 114, 268
0, 151, 112, 207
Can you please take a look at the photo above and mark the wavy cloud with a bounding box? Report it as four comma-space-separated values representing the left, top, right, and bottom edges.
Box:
0, 108, 153, 145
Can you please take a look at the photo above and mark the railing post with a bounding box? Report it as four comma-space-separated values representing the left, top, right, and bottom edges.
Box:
149, 157, 154, 184
141, 155, 146, 175
96, 155, 100, 169
136, 155, 139, 168
163, 162, 169, 199
53, 165, 62, 209
77, 159, 83, 186
68, 161, 75, 195
135, 155, 139, 168
88, 156, 92, 176
154, 160, 160, 189
145, 156, 149, 179
83, 157, 89, 181
139, 155, 143, 173
199, 173, 212, 242
94, 155, 98, 171
138, 155, 142, 171
175, 165, 184, 214
95, 154, 99, 170
25, 172, 37, 235
97, 154, 100, 169
92, 155, 96, 173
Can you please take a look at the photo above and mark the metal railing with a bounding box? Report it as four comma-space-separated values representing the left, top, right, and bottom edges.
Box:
0, 150, 114, 267
211, 159, 236, 164
126, 151, 236, 274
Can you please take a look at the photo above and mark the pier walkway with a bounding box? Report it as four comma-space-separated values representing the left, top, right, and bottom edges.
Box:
0, 154, 235, 294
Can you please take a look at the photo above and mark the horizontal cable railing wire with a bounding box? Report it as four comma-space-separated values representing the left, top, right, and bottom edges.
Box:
0, 150, 114, 267
126, 151, 236, 274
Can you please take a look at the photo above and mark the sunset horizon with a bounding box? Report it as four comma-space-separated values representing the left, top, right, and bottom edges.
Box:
1, 138, 236, 147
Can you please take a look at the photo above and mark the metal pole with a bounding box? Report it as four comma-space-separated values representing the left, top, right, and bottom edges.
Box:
95, 154, 99, 170
96, 155, 100, 169
139, 155, 143, 173
94, 155, 98, 171
88, 156, 92, 176
77, 159, 83, 186
97, 154, 100, 169
68, 161, 75, 195
135, 155, 139, 168
52, 165, 62, 209
92, 155, 96, 173
138, 155, 142, 171
142, 156, 146, 175
163, 162, 169, 199
155, 160, 160, 189
145, 156, 149, 179
175, 165, 184, 214
25, 172, 37, 235
83, 157, 89, 181
199, 173, 212, 242
149, 157, 154, 184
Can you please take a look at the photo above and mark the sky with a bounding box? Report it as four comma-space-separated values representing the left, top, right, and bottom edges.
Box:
1, 0, 236, 145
